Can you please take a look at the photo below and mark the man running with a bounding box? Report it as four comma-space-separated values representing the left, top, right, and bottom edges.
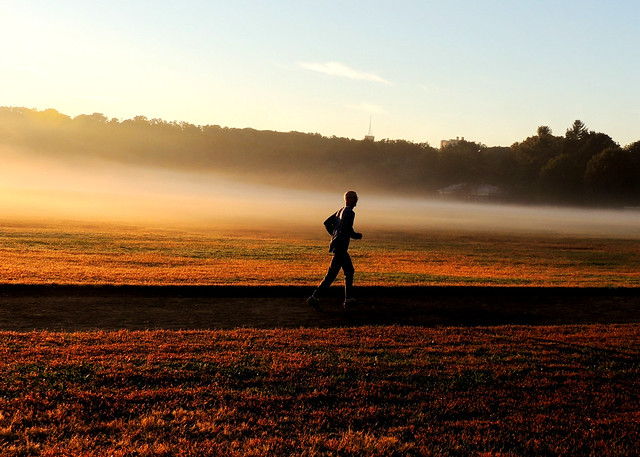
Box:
307, 190, 362, 310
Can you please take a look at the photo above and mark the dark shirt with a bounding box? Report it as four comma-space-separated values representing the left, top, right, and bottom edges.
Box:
324, 206, 362, 253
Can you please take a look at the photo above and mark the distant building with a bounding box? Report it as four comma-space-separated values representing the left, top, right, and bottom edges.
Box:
437, 183, 504, 201
440, 136, 465, 148
364, 117, 375, 141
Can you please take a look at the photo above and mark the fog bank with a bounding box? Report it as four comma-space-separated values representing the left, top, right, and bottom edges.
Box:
360, 197, 640, 238
1, 146, 639, 238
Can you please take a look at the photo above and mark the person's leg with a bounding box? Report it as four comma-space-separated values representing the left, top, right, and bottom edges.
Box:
313, 252, 344, 297
342, 252, 354, 299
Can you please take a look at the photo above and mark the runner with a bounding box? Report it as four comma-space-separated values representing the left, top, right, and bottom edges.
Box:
307, 190, 362, 310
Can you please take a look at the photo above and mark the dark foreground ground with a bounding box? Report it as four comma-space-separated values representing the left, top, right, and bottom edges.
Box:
1, 285, 639, 331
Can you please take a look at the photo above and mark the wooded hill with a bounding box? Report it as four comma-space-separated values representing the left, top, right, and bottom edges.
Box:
2, 107, 639, 206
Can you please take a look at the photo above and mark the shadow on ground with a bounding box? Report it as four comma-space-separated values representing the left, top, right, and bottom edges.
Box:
1, 285, 639, 331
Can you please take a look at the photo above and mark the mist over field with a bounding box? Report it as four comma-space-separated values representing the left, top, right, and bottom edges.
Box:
3, 107, 640, 209
2, 144, 639, 238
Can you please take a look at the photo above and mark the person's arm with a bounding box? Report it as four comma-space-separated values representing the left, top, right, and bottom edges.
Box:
343, 208, 362, 240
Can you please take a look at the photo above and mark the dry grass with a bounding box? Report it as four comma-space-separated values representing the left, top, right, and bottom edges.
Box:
1, 220, 639, 286
1, 325, 638, 456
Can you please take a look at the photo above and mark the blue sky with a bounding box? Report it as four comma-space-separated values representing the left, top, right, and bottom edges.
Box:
1, 0, 638, 147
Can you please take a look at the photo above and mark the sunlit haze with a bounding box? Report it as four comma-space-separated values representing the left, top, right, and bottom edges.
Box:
2, 144, 639, 238
1, 1, 639, 147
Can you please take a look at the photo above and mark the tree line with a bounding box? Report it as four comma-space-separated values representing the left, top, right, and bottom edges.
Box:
1, 107, 639, 206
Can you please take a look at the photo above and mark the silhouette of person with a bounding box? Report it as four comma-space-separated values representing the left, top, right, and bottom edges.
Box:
307, 190, 362, 310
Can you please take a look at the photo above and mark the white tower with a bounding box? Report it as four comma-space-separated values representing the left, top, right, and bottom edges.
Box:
364, 117, 375, 141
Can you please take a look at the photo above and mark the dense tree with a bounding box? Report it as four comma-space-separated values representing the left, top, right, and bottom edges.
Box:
510, 126, 563, 201
437, 140, 486, 188
0, 106, 637, 206
538, 153, 585, 204
585, 148, 640, 205
565, 119, 589, 142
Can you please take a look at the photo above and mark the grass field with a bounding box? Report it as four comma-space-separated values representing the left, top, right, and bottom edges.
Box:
1, 325, 638, 456
2, 219, 639, 455
1, 220, 640, 287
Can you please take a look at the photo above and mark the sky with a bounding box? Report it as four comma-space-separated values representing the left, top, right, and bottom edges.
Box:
1, 0, 639, 147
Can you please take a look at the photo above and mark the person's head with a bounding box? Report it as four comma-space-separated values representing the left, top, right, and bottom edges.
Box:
344, 190, 358, 208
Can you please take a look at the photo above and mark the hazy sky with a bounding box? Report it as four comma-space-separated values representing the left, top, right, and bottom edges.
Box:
2, 0, 638, 147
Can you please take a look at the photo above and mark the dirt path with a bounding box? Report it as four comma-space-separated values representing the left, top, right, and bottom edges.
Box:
1, 285, 639, 331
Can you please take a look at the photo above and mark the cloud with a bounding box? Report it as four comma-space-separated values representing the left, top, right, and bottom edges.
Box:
345, 102, 386, 114
299, 61, 391, 85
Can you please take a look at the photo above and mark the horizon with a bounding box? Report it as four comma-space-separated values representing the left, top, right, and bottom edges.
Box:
4, 105, 638, 149
1, 1, 638, 148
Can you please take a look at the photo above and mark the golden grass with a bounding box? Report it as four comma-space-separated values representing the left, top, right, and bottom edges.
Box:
1, 326, 639, 455
1, 220, 639, 286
